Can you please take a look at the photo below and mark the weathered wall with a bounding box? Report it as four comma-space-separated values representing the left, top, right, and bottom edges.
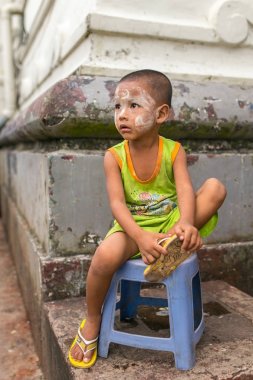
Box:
0, 0, 252, 364
1, 0, 252, 108
0, 75, 253, 145
1, 148, 253, 257
0, 76, 252, 306
1, 138, 253, 319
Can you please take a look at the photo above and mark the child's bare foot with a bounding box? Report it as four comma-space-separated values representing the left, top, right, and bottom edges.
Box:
70, 316, 101, 363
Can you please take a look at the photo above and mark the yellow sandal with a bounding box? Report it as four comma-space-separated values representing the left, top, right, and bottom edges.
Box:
68, 319, 98, 369
144, 234, 191, 282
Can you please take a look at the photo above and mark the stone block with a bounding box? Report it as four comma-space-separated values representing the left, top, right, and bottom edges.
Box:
0, 149, 112, 257
0, 149, 50, 252
48, 150, 112, 256
188, 153, 253, 243
41, 255, 90, 301
1, 149, 253, 257
42, 281, 253, 380
199, 241, 253, 296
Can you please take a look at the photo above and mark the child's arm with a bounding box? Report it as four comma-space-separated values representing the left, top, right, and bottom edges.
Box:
171, 146, 202, 252
104, 151, 168, 264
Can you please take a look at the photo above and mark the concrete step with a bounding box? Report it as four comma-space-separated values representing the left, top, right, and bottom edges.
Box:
43, 281, 253, 380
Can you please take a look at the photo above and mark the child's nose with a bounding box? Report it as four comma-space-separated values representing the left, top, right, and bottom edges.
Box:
119, 108, 128, 120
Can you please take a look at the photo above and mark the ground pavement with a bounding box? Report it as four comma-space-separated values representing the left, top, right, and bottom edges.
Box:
0, 221, 43, 380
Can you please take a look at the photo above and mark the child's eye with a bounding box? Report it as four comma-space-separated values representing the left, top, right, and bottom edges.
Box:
115, 103, 121, 110
131, 103, 139, 109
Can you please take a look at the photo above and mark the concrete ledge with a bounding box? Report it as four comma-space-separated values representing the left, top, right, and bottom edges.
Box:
0, 149, 112, 256
1, 148, 253, 252
42, 281, 253, 380
3, 185, 253, 302
0, 75, 253, 146
201, 280, 253, 323
199, 242, 253, 297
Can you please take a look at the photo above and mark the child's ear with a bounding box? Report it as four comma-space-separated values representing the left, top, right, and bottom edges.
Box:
156, 104, 172, 124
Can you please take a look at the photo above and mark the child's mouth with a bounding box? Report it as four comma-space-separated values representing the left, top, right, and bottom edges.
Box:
119, 125, 131, 133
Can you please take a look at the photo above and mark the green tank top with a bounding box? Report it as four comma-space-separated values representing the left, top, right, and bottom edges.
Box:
106, 135, 218, 241
108, 136, 181, 217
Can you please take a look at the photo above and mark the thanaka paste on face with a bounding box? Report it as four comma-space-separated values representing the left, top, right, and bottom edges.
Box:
134, 114, 155, 130
114, 85, 157, 131
114, 86, 156, 109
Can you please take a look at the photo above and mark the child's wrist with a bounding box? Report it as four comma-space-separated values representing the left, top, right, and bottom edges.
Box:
130, 227, 144, 242
178, 218, 194, 226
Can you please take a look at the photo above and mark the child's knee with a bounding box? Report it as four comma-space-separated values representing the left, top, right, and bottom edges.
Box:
89, 245, 115, 276
205, 178, 227, 205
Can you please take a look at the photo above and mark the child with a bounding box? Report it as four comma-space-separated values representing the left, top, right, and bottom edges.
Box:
68, 69, 227, 368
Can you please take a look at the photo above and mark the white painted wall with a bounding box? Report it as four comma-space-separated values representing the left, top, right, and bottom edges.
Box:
0, 60, 3, 117
19, 0, 97, 107
0, 0, 9, 116
23, 0, 43, 32
0, 0, 253, 113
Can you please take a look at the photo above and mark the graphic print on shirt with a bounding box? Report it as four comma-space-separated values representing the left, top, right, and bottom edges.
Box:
127, 191, 177, 216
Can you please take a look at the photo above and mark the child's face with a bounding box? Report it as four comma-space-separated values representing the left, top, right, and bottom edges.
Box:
114, 80, 159, 140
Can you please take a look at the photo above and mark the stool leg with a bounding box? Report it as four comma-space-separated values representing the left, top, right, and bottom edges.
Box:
120, 280, 141, 320
192, 272, 203, 330
98, 276, 118, 358
166, 272, 196, 370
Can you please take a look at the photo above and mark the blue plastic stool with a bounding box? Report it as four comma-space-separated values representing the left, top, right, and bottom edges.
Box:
98, 253, 204, 370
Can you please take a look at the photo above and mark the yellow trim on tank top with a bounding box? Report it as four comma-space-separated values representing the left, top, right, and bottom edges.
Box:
124, 136, 163, 184
171, 141, 181, 163
108, 147, 123, 170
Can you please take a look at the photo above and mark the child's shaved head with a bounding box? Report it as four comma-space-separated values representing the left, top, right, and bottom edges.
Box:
118, 69, 172, 107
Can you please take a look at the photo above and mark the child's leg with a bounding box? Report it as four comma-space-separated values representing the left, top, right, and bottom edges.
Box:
144, 178, 227, 282
194, 178, 227, 229
70, 231, 138, 362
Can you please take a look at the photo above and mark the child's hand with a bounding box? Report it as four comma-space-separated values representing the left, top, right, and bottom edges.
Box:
135, 231, 168, 265
167, 221, 202, 252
